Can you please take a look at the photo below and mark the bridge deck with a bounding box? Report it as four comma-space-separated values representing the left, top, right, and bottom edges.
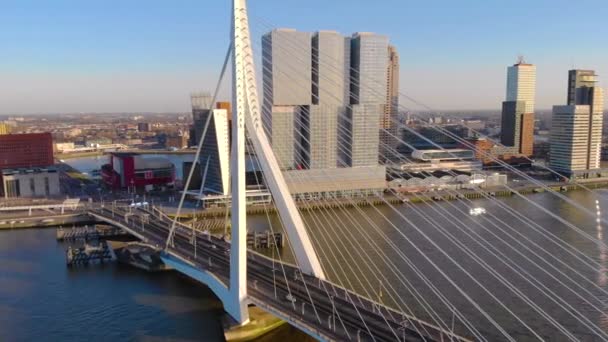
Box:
90, 206, 469, 342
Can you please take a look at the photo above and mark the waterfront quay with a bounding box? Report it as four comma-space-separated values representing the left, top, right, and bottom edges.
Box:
2, 176, 608, 231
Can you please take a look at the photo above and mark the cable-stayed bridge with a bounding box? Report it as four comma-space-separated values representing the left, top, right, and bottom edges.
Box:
3, 0, 607, 340
87, 204, 462, 341
133, 0, 608, 340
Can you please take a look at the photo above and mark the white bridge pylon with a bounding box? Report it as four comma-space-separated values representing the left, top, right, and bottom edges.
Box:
228, 0, 325, 324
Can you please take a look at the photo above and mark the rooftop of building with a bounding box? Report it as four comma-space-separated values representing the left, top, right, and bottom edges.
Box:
109, 152, 173, 170
134, 157, 173, 170
2, 167, 57, 175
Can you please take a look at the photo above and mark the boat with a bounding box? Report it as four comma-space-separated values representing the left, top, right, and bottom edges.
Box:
469, 207, 486, 216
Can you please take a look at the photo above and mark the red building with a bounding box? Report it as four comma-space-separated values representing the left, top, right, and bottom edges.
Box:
0, 133, 54, 169
101, 153, 175, 192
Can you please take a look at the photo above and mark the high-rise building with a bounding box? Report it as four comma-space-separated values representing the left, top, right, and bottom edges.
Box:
379, 45, 400, 162
568, 69, 599, 105
298, 31, 350, 169
550, 70, 604, 177
342, 32, 388, 167
500, 59, 536, 156
262, 29, 392, 169
190, 93, 230, 195
191, 93, 212, 146
262, 29, 312, 170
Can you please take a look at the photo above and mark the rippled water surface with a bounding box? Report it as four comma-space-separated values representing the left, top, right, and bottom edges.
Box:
0, 228, 225, 341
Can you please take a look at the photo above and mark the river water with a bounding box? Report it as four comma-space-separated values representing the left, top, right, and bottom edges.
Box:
250, 189, 608, 341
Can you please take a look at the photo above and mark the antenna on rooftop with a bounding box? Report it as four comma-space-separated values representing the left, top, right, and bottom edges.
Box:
517, 54, 526, 65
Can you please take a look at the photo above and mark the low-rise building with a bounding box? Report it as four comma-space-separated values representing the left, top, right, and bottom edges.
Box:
0, 123, 11, 135
101, 153, 175, 192
54, 142, 75, 153
1, 168, 61, 198
283, 166, 387, 200
388, 172, 507, 193
166, 135, 189, 150
389, 148, 482, 174
85, 137, 112, 147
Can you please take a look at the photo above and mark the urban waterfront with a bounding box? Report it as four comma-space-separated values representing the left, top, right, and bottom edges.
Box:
2, 187, 607, 341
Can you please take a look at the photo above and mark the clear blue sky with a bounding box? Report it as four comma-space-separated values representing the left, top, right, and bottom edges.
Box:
1, 0, 607, 114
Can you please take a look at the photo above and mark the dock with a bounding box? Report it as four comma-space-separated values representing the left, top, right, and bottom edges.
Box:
57, 225, 129, 242
112, 242, 171, 272
247, 231, 285, 249
66, 241, 116, 267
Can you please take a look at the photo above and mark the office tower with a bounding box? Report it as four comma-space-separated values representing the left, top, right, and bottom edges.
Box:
190, 93, 230, 195
500, 59, 536, 156
298, 31, 350, 169
262, 29, 312, 170
262, 29, 391, 169
341, 32, 388, 167
550, 70, 604, 177
379, 45, 400, 162
568, 70, 599, 105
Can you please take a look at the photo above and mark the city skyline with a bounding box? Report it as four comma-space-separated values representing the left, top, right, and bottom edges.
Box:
1, 0, 607, 114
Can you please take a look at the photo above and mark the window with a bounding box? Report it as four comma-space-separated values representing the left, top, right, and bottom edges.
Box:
5, 179, 20, 197
44, 177, 50, 196
29, 178, 35, 195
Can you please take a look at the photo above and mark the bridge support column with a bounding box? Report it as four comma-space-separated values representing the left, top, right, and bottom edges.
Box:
228, 0, 250, 325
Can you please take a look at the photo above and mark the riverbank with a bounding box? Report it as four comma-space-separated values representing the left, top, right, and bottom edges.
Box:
223, 306, 287, 342
104, 149, 196, 155
55, 149, 195, 160
0, 213, 93, 230
166, 177, 608, 219
55, 151, 105, 160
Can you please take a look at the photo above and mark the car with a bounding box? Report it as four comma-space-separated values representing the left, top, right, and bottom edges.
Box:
285, 293, 296, 304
